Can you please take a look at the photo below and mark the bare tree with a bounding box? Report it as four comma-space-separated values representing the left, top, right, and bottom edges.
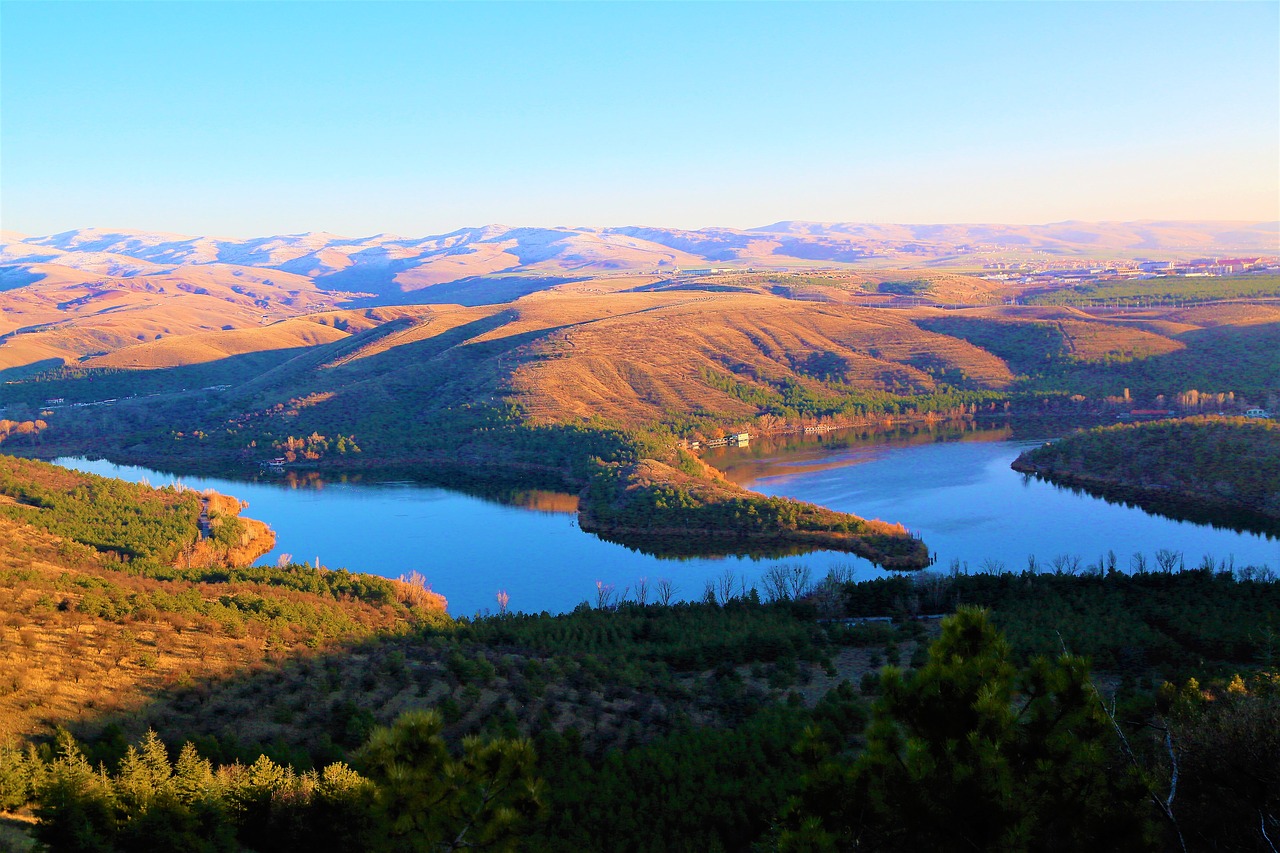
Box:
826, 563, 856, 585
635, 577, 649, 607
595, 580, 616, 610
914, 571, 953, 612
1051, 554, 1082, 575
787, 564, 813, 599
495, 590, 510, 615
761, 565, 791, 602
1155, 549, 1183, 573
1131, 552, 1149, 574
715, 569, 743, 605
396, 571, 440, 609
811, 577, 843, 618
654, 578, 677, 606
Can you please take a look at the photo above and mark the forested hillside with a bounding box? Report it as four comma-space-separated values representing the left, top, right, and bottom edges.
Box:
1014, 417, 1280, 524
3, 567, 1277, 851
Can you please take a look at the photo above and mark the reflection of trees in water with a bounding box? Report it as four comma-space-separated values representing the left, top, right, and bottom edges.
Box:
724, 419, 1012, 458
505, 490, 579, 514
268, 466, 581, 514
587, 528, 836, 561
707, 420, 1016, 486
1029, 472, 1280, 540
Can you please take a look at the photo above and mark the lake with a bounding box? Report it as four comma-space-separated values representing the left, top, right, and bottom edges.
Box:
705, 422, 1278, 575
53, 423, 1278, 615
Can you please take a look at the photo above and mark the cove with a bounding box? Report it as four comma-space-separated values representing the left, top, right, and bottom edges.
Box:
705, 422, 1279, 576
53, 425, 1277, 616
50, 457, 866, 618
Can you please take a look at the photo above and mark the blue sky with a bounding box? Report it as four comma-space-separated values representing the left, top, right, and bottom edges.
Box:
3, 1, 1277, 237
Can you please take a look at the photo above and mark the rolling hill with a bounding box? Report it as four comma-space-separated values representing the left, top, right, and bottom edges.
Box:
5, 220, 1274, 305
0, 262, 358, 378
3, 220, 1277, 565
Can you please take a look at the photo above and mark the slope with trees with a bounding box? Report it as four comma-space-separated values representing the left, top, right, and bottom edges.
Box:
1013, 417, 1280, 525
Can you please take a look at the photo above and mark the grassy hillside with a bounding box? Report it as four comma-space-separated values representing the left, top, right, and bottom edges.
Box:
504, 294, 1016, 427
0, 455, 446, 746
916, 305, 1280, 399
0, 265, 352, 377
639, 268, 1009, 305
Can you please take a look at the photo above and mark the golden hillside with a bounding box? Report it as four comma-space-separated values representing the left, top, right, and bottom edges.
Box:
0, 264, 353, 375
505, 294, 1016, 426
0, 455, 447, 745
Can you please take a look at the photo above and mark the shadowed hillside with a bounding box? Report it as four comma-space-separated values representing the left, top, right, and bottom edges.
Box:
1013, 416, 1280, 528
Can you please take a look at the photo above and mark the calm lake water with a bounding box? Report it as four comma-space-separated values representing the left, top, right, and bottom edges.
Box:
54, 424, 1278, 615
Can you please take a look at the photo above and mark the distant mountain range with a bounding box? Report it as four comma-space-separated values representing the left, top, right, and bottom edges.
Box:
3, 221, 1276, 301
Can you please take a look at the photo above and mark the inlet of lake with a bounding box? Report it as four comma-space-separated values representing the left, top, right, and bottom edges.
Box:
53, 422, 1278, 617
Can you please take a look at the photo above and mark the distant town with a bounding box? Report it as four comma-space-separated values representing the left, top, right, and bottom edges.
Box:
977, 255, 1279, 287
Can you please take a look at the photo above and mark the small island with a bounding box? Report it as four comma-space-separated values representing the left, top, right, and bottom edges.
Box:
1012, 416, 1280, 528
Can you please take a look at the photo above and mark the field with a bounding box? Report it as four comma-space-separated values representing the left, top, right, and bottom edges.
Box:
1027, 273, 1280, 307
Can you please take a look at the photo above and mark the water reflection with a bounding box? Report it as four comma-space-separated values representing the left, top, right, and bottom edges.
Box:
49, 422, 1277, 616
255, 467, 579, 514
705, 421, 1013, 487
51, 456, 866, 617
1019, 472, 1279, 539
709, 422, 1278, 575
505, 490, 580, 515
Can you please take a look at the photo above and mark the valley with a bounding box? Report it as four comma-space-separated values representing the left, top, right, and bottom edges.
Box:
1, 222, 1278, 852
3, 229, 1278, 566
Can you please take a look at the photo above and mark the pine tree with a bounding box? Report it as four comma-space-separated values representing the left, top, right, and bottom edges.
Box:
782, 606, 1158, 851
32, 729, 117, 853
360, 709, 543, 852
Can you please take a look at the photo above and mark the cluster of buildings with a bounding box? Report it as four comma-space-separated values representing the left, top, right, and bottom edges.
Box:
979, 256, 1278, 287
680, 432, 751, 450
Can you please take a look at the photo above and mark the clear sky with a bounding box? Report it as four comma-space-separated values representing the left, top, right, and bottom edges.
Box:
3, 1, 1277, 238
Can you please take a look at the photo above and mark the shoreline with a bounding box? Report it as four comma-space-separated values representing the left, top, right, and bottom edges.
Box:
1010, 456, 1280, 537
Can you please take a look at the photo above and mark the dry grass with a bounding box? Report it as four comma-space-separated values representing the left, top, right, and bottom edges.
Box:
86, 318, 351, 369
1166, 303, 1280, 328
0, 813, 37, 852
0, 504, 435, 747
0, 264, 345, 372
504, 294, 1016, 426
